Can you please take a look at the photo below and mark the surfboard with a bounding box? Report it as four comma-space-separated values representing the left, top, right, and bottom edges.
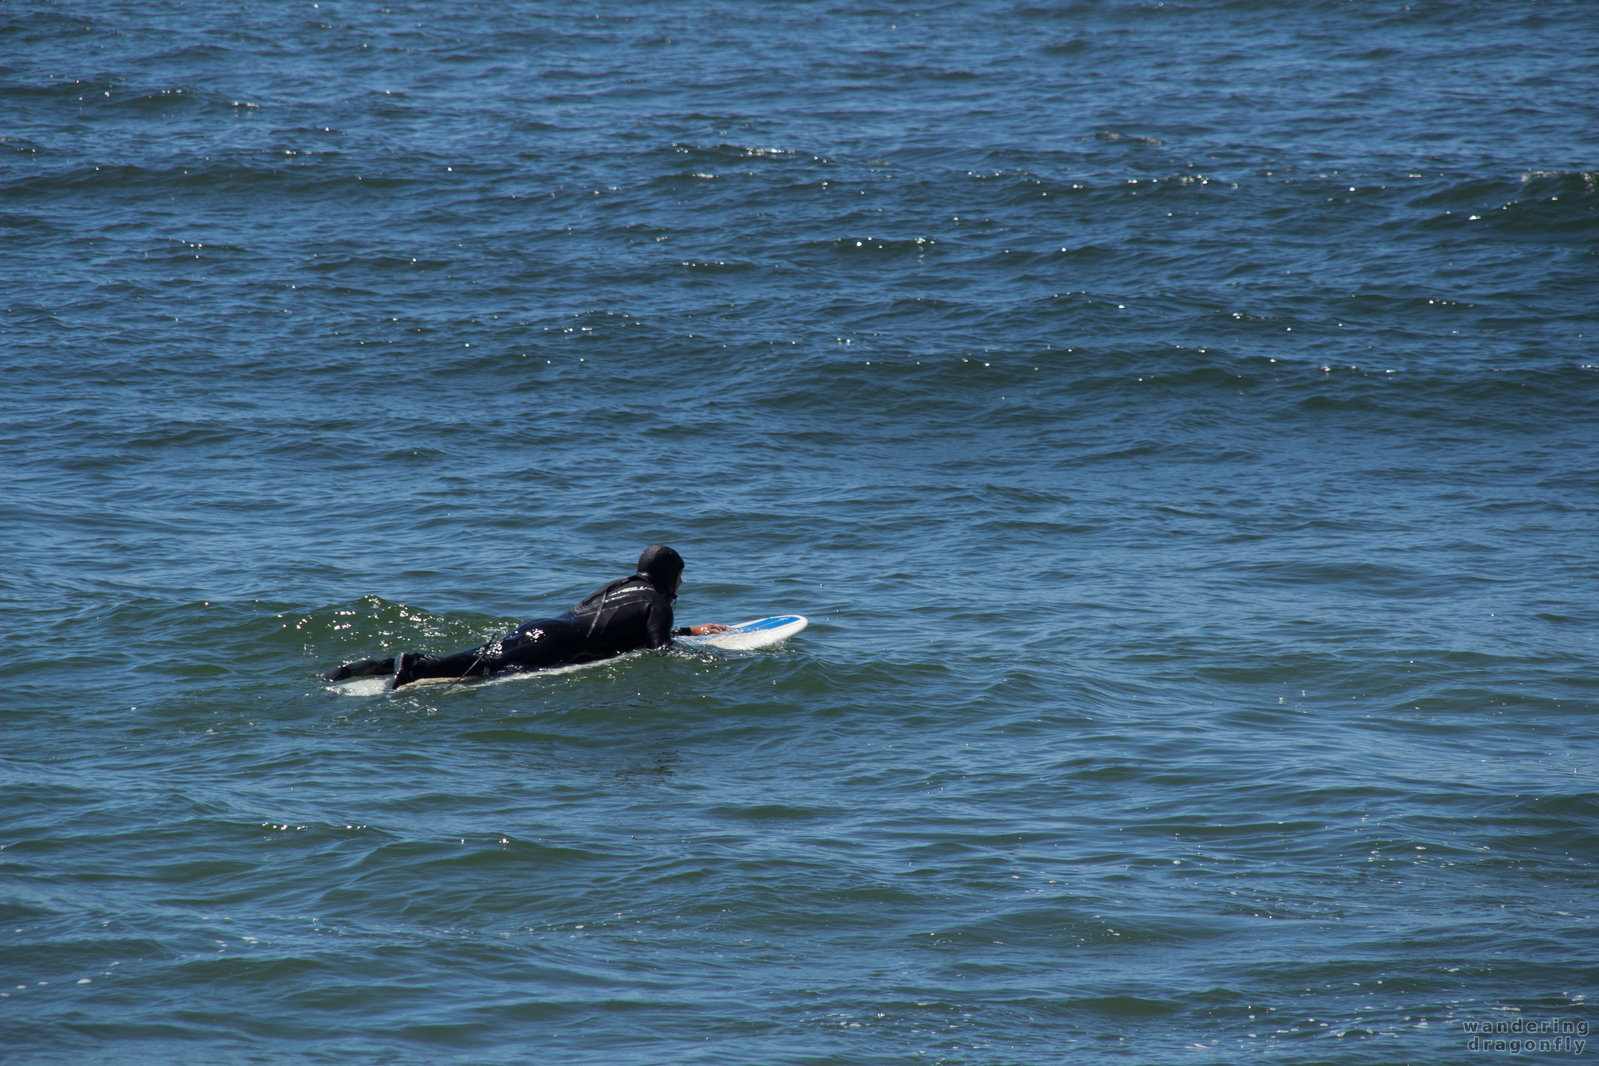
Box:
677, 614, 808, 651
329, 616, 808, 694
331, 655, 602, 695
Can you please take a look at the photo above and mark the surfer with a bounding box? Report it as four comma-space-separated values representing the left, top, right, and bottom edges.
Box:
323, 544, 729, 690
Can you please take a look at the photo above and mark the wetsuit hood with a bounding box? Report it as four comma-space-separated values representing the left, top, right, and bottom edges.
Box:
635, 544, 684, 600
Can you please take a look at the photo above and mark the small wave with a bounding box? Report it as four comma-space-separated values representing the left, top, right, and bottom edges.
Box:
1093, 130, 1165, 147
824, 235, 937, 256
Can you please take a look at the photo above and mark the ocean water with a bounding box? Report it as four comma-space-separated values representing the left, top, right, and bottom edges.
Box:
4, 1, 1598, 1063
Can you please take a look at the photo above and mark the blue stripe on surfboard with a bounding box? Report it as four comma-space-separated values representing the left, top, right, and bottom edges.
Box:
732, 615, 802, 632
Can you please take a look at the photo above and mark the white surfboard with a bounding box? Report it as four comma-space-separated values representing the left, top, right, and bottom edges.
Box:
332, 652, 646, 695
677, 614, 808, 651
331, 616, 808, 694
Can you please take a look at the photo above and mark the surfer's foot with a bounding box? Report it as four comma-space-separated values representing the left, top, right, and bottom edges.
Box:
323, 657, 395, 682
390, 652, 418, 690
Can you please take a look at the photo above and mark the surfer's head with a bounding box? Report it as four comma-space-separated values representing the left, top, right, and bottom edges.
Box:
636, 544, 685, 599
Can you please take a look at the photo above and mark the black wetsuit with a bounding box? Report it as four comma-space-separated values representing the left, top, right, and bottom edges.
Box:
324, 545, 690, 688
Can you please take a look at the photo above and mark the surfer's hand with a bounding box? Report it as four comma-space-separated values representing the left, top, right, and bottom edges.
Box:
688, 624, 731, 635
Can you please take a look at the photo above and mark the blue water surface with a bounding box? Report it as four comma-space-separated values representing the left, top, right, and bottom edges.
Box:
4, 2, 1598, 1063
